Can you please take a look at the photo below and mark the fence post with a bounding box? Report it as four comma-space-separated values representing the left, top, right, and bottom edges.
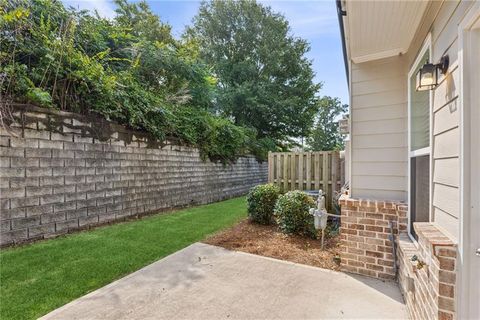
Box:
306, 153, 311, 190
276, 153, 281, 188
298, 152, 304, 190
322, 152, 329, 209
331, 151, 339, 199
268, 152, 273, 183
283, 153, 288, 191
290, 153, 296, 190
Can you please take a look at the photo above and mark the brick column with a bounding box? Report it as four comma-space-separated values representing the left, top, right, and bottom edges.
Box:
339, 194, 407, 280
397, 223, 457, 320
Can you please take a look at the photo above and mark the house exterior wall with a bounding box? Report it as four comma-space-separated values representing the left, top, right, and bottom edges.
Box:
404, 0, 475, 241
343, 1, 477, 319
349, 56, 408, 202
348, 0, 475, 240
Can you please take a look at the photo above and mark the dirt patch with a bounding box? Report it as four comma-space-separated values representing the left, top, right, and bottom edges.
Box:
203, 219, 341, 271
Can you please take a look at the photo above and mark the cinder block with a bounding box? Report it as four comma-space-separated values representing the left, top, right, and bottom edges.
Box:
28, 223, 55, 237
74, 150, 95, 159
10, 157, 40, 168
40, 176, 64, 186
41, 212, 66, 224
9, 177, 39, 188
26, 186, 52, 197
65, 192, 86, 202
40, 194, 64, 205
26, 167, 52, 177
73, 135, 93, 144
23, 129, 50, 140
55, 219, 78, 232
53, 185, 75, 194
98, 212, 116, 223
0, 147, 24, 157
25, 148, 51, 158
65, 208, 87, 220
11, 216, 41, 229
10, 137, 38, 148
63, 142, 84, 151
50, 132, 73, 142
0, 168, 25, 178
64, 159, 85, 167
95, 167, 112, 175
1, 229, 27, 245
85, 175, 104, 183
76, 183, 95, 193
40, 158, 64, 167
52, 149, 74, 158
0, 157, 10, 167
10, 197, 39, 208
26, 204, 53, 216
86, 190, 105, 200
39, 140, 63, 149
0, 219, 11, 232
97, 197, 113, 206
76, 198, 96, 209
75, 167, 95, 175
53, 167, 75, 176
53, 201, 76, 212
85, 144, 104, 152
78, 215, 98, 226
65, 175, 85, 185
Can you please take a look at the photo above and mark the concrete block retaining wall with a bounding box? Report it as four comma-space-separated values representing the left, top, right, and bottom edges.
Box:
0, 105, 267, 246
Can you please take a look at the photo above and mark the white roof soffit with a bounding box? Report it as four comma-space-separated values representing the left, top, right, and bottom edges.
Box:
344, 0, 429, 64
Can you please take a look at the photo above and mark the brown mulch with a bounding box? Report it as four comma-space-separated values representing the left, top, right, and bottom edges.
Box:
203, 219, 341, 271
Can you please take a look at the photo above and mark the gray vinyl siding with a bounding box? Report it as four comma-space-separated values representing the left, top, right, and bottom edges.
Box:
350, 56, 408, 201
348, 0, 475, 240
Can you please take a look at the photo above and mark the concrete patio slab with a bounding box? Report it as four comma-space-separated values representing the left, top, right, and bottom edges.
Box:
41, 243, 407, 319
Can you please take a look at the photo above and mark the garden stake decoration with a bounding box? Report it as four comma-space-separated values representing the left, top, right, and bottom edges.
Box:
309, 190, 341, 249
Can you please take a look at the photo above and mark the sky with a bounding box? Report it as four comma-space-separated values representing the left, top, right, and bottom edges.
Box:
63, 0, 348, 104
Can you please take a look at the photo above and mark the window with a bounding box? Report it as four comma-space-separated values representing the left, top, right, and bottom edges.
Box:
408, 38, 432, 240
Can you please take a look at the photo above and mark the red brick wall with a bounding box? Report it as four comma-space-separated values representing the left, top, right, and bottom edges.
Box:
339, 195, 407, 280
339, 195, 458, 319
397, 223, 457, 320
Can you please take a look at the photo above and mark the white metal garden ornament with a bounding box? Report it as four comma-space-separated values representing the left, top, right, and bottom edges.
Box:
309, 190, 339, 249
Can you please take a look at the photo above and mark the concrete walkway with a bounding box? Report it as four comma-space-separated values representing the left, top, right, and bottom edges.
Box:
41, 243, 407, 320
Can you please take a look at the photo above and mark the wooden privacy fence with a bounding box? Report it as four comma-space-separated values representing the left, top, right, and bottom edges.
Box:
267, 151, 343, 211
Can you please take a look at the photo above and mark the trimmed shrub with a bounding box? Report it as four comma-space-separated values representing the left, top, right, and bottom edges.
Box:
247, 184, 280, 224
274, 190, 316, 238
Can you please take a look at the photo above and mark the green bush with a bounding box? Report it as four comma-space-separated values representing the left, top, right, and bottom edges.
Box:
274, 190, 316, 238
0, 0, 276, 162
246, 184, 280, 224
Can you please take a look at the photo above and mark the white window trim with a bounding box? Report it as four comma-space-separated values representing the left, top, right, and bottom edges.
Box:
458, 3, 480, 319
407, 33, 433, 242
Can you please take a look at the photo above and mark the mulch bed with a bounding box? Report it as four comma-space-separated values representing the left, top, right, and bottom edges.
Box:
203, 219, 341, 271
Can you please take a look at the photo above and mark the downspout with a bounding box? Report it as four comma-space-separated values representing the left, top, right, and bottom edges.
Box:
336, 0, 349, 86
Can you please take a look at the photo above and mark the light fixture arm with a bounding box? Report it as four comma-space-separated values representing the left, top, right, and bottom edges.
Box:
437, 55, 449, 75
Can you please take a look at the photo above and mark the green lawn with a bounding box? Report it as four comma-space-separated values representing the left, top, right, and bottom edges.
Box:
0, 197, 247, 320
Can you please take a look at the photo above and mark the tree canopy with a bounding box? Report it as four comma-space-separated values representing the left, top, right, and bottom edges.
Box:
188, 0, 321, 143
1, 0, 343, 161
307, 96, 347, 151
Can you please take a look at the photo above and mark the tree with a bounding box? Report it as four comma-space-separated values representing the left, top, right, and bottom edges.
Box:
307, 96, 347, 151
188, 0, 321, 142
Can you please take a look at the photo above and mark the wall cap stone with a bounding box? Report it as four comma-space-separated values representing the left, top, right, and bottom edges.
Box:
339, 193, 406, 210
414, 222, 457, 249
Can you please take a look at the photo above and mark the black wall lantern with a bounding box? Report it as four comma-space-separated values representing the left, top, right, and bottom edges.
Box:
416, 55, 449, 91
